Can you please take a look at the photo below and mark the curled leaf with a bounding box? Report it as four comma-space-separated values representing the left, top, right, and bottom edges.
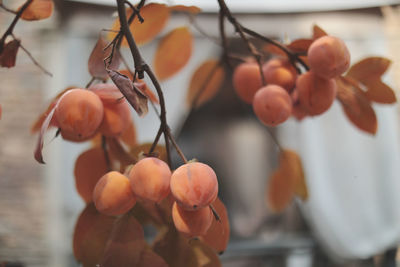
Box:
109, 3, 170, 46
336, 76, 377, 134
0, 39, 20, 68
20, 0, 53, 21
154, 27, 193, 80
108, 70, 148, 116
186, 60, 225, 108
88, 35, 121, 80
169, 5, 201, 14
34, 101, 57, 164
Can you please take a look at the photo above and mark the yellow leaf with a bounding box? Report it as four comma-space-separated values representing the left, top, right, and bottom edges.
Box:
20, 0, 53, 21
109, 3, 170, 46
266, 169, 294, 213
186, 60, 225, 108
336, 76, 378, 135
279, 150, 308, 201
154, 27, 193, 80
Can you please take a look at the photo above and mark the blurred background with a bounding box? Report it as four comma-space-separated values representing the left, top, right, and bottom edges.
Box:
1, 0, 400, 266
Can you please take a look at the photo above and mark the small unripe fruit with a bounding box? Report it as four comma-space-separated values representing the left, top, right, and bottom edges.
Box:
262, 58, 297, 92
93, 171, 136, 216
308, 36, 350, 79
128, 157, 171, 202
296, 71, 337, 115
172, 202, 213, 237
170, 162, 218, 211
233, 62, 263, 104
252, 85, 292, 126
55, 88, 104, 141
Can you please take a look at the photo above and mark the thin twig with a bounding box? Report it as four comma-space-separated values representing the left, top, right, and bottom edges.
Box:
85, 77, 96, 88
0, 4, 17, 14
0, 0, 33, 52
18, 41, 53, 77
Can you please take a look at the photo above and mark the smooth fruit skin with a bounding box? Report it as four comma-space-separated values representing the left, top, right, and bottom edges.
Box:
74, 147, 109, 203
128, 157, 172, 202
296, 71, 337, 115
308, 36, 350, 79
170, 162, 218, 211
252, 85, 293, 127
93, 171, 136, 216
172, 201, 213, 237
262, 58, 297, 92
233, 62, 263, 104
55, 88, 104, 141
99, 99, 131, 137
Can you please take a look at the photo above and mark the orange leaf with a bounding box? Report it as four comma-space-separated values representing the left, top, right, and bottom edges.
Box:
0, 39, 20, 68
266, 169, 294, 213
20, 0, 53, 21
88, 35, 121, 80
154, 27, 193, 80
169, 5, 201, 14
137, 248, 168, 267
279, 150, 308, 201
312, 24, 328, 39
191, 239, 222, 267
153, 228, 198, 267
107, 137, 135, 171
287, 39, 313, 53
119, 120, 137, 149
347, 57, 391, 82
336, 76, 377, 135
130, 143, 167, 162
73, 204, 116, 266
200, 198, 230, 254
186, 60, 225, 108
101, 214, 146, 267
362, 78, 396, 104
109, 3, 170, 46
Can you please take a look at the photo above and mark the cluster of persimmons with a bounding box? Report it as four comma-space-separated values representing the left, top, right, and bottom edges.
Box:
233, 36, 350, 126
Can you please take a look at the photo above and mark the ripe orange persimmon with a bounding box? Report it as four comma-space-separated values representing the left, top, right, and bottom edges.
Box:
232, 61, 263, 104
308, 35, 350, 79
170, 162, 218, 211
55, 88, 104, 141
252, 85, 292, 126
172, 201, 213, 237
128, 157, 171, 202
74, 147, 109, 203
93, 171, 136, 216
262, 58, 297, 92
296, 71, 337, 115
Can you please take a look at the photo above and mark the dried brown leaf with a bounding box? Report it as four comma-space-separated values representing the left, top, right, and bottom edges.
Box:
154, 26, 193, 80
187, 60, 225, 108
108, 70, 148, 116
20, 0, 53, 21
88, 35, 121, 80
336, 76, 378, 134
0, 39, 20, 68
